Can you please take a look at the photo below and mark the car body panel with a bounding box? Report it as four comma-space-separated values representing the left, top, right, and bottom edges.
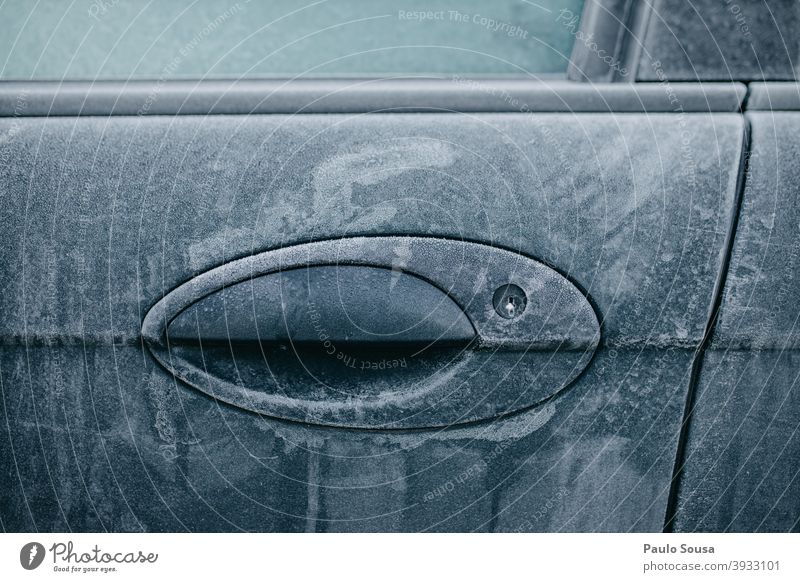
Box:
0, 111, 744, 531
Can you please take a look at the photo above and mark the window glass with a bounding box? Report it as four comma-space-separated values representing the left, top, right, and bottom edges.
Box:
0, 0, 585, 79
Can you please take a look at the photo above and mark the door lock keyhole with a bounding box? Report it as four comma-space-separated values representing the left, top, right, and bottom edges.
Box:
493, 284, 527, 319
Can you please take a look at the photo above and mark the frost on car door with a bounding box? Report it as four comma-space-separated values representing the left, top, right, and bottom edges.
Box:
0, 93, 745, 531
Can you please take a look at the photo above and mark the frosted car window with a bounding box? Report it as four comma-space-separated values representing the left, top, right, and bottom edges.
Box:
0, 0, 584, 79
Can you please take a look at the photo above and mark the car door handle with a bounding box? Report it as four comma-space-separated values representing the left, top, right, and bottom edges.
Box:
163, 264, 478, 347
142, 237, 600, 429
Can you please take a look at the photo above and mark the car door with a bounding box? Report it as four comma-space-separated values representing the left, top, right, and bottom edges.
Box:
0, 0, 794, 533
667, 86, 800, 533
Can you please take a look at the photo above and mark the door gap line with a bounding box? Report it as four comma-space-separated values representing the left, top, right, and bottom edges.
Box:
662, 111, 752, 532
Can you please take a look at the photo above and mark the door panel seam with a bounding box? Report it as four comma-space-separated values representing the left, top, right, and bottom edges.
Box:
662, 113, 752, 532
